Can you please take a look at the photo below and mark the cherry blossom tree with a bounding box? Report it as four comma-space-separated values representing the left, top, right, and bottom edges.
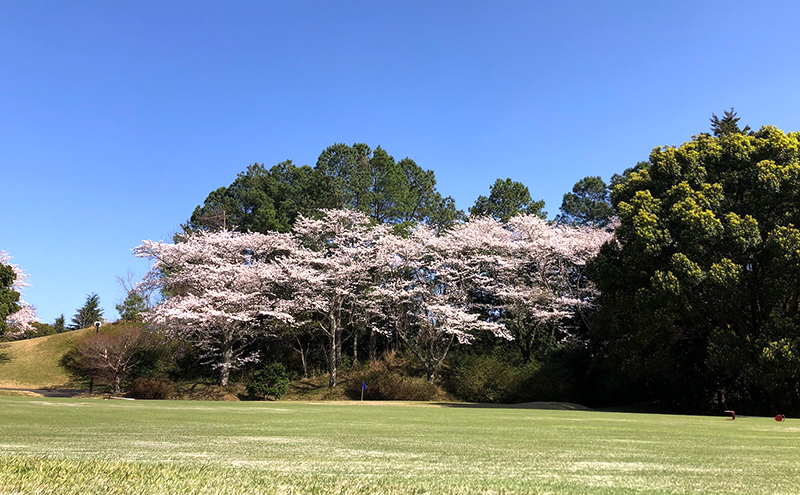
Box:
375, 220, 512, 381
1, 250, 38, 338
291, 209, 391, 387
132, 209, 612, 388
134, 230, 309, 386
497, 215, 614, 362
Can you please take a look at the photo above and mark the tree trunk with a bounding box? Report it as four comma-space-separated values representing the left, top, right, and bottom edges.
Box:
335, 326, 342, 369
352, 325, 358, 366
298, 337, 309, 378
328, 312, 338, 388
426, 366, 436, 383
219, 344, 233, 387
328, 330, 338, 388
369, 328, 377, 363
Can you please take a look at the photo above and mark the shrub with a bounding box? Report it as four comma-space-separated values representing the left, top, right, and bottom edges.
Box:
246, 363, 289, 400
348, 362, 441, 401
128, 378, 175, 400
445, 354, 519, 403
516, 359, 579, 403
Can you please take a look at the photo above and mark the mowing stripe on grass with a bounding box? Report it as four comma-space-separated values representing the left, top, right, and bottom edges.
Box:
1, 397, 798, 494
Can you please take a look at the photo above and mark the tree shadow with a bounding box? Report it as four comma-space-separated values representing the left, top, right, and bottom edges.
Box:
0, 344, 10, 365
431, 401, 594, 411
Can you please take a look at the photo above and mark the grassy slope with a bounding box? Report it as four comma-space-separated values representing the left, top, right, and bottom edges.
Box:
1, 397, 799, 494
0, 328, 92, 389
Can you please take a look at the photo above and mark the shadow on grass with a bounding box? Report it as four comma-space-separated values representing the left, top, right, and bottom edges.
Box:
431, 401, 594, 411
0, 344, 10, 365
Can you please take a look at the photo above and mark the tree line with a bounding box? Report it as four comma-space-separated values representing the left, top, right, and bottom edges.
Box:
166, 111, 797, 414
8, 110, 800, 415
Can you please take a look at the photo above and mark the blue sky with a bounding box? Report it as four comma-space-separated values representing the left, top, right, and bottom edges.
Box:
3, 1, 800, 325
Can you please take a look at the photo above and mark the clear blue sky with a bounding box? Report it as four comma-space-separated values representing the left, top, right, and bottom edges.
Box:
3, 1, 800, 325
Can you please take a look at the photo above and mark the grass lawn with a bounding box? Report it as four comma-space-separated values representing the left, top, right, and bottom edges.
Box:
0, 328, 92, 390
1, 397, 798, 494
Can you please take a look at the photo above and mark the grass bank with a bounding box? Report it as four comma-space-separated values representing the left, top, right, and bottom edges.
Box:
0, 328, 92, 389
1, 397, 798, 494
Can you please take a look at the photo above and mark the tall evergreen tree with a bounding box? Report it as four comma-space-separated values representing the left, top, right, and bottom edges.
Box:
69, 293, 104, 330
469, 178, 545, 222
116, 292, 147, 322
710, 107, 751, 137
556, 176, 614, 227
186, 144, 462, 236
53, 313, 66, 333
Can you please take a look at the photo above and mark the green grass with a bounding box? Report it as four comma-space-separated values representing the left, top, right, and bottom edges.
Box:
0, 328, 92, 389
1, 397, 798, 494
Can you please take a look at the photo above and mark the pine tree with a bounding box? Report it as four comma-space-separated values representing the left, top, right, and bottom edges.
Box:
54, 313, 66, 333
710, 107, 751, 136
69, 293, 104, 330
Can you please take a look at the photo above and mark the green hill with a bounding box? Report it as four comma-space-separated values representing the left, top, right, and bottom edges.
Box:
0, 328, 93, 389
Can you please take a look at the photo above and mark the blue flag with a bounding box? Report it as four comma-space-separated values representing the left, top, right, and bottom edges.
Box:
362, 381, 367, 391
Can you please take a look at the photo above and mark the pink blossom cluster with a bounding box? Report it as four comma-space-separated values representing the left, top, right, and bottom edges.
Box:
1, 250, 38, 337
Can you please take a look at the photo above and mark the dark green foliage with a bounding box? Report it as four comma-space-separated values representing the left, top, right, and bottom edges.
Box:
348, 364, 441, 401
315, 143, 463, 229
589, 114, 800, 414
444, 346, 585, 404
0, 263, 21, 336
710, 107, 751, 137
469, 178, 546, 222
24, 322, 56, 339
246, 363, 289, 400
445, 354, 519, 403
69, 293, 103, 330
185, 161, 322, 234
517, 359, 580, 403
53, 314, 66, 333
556, 176, 614, 227
116, 291, 147, 322
128, 377, 175, 399
185, 144, 462, 237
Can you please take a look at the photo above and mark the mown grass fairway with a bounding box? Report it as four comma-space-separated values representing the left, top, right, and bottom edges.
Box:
1, 397, 798, 494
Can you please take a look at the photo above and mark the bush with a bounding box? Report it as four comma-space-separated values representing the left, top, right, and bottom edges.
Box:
516, 359, 579, 403
445, 354, 519, 403
246, 363, 289, 400
348, 363, 441, 401
128, 377, 175, 400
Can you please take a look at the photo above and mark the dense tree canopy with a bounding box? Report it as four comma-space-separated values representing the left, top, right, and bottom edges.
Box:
0, 262, 20, 336
129, 114, 800, 413
556, 176, 614, 227
589, 120, 800, 413
184, 161, 322, 234
135, 230, 307, 386
469, 178, 545, 222
185, 144, 461, 236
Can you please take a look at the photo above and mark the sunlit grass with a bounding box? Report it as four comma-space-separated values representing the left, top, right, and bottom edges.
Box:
1, 397, 798, 494
0, 328, 91, 389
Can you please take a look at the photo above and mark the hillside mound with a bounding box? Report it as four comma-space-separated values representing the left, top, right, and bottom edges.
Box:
0, 328, 92, 390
